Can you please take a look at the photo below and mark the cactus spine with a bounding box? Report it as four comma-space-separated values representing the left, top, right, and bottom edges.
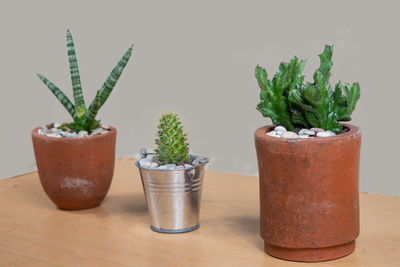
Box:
155, 113, 190, 165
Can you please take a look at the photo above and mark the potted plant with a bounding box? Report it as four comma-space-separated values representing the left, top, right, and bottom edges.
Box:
136, 113, 209, 233
32, 30, 133, 210
254, 45, 361, 262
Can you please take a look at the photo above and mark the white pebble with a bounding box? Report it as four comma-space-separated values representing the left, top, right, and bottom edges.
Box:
276, 131, 283, 135
299, 129, 315, 136
176, 165, 184, 169
310, 127, 325, 133
101, 124, 110, 130
47, 133, 62, 138
266, 131, 277, 137
282, 131, 299, 139
146, 154, 154, 162
165, 164, 177, 169
142, 161, 152, 168
149, 162, 158, 168
184, 164, 193, 168
158, 165, 168, 169
317, 131, 333, 137
298, 134, 309, 138
53, 122, 61, 128
326, 130, 336, 136
78, 130, 89, 137
274, 126, 287, 133
138, 158, 147, 167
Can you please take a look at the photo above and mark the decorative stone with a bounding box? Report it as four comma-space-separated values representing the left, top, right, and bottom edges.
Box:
327, 130, 336, 136
164, 164, 177, 169
274, 126, 287, 133
276, 131, 283, 135
317, 131, 333, 137
176, 165, 184, 169
78, 130, 89, 138
310, 128, 325, 133
293, 128, 302, 134
101, 124, 110, 130
138, 158, 147, 167
267, 131, 277, 137
158, 165, 168, 169
53, 122, 61, 128
150, 162, 158, 168
282, 132, 299, 139
146, 154, 154, 162
47, 133, 62, 138
139, 160, 152, 168
298, 134, 309, 139
184, 164, 193, 168
299, 129, 316, 136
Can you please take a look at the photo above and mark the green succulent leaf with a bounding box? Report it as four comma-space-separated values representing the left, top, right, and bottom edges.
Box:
82, 90, 101, 129
37, 73, 77, 120
37, 30, 133, 133
66, 29, 86, 118
257, 44, 360, 133
155, 113, 190, 165
255, 56, 306, 130
100, 45, 133, 107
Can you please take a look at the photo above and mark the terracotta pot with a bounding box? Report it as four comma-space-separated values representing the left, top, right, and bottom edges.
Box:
254, 124, 361, 262
31, 126, 116, 210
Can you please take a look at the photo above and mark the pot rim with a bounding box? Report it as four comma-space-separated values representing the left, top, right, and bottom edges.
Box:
256, 123, 360, 143
31, 124, 116, 141
135, 153, 209, 171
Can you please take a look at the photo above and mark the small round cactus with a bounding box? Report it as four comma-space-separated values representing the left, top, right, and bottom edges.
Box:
155, 113, 190, 165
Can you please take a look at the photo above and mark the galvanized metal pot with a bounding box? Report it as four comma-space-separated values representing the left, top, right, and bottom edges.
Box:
136, 152, 209, 233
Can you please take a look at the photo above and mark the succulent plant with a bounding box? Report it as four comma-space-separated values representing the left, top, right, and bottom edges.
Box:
155, 113, 190, 165
255, 45, 360, 133
37, 29, 133, 133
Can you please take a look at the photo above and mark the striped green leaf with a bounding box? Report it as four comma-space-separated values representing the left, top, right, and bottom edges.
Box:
98, 45, 133, 108
83, 90, 101, 128
37, 73, 77, 120
66, 29, 86, 118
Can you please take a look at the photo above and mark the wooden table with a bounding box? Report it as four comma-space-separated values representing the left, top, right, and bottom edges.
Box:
0, 158, 399, 266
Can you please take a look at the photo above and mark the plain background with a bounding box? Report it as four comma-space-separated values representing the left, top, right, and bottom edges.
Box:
0, 0, 398, 196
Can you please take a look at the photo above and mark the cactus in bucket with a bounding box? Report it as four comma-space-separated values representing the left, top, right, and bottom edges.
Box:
155, 113, 190, 165
255, 45, 360, 133
37, 29, 133, 133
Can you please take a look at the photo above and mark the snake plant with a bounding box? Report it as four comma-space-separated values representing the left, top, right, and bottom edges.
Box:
255, 45, 360, 133
37, 30, 133, 132
155, 113, 190, 165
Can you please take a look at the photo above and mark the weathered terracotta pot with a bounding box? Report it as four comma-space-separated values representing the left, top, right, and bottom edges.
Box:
31, 126, 116, 210
254, 123, 361, 262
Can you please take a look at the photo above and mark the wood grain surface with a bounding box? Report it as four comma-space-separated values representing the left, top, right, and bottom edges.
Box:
0, 158, 399, 266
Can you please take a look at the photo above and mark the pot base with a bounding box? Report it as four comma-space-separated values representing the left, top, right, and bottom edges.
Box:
151, 224, 199, 234
264, 240, 355, 262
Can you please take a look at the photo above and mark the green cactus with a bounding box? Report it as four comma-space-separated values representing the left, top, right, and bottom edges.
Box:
155, 113, 190, 165
256, 45, 360, 133
37, 29, 133, 133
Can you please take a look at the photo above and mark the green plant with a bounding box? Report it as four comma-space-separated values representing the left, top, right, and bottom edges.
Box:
255, 45, 360, 133
155, 113, 190, 165
37, 29, 133, 132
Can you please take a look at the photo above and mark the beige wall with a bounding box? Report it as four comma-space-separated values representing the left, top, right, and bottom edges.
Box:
0, 0, 399, 195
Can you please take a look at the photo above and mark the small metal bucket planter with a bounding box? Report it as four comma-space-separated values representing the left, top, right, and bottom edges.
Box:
136, 151, 209, 233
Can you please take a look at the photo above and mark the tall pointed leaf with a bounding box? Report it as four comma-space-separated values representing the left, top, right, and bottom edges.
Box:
100, 45, 133, 107
37, 73, 77, 120
83, 90, 101, 128
66, 29, 86, 118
